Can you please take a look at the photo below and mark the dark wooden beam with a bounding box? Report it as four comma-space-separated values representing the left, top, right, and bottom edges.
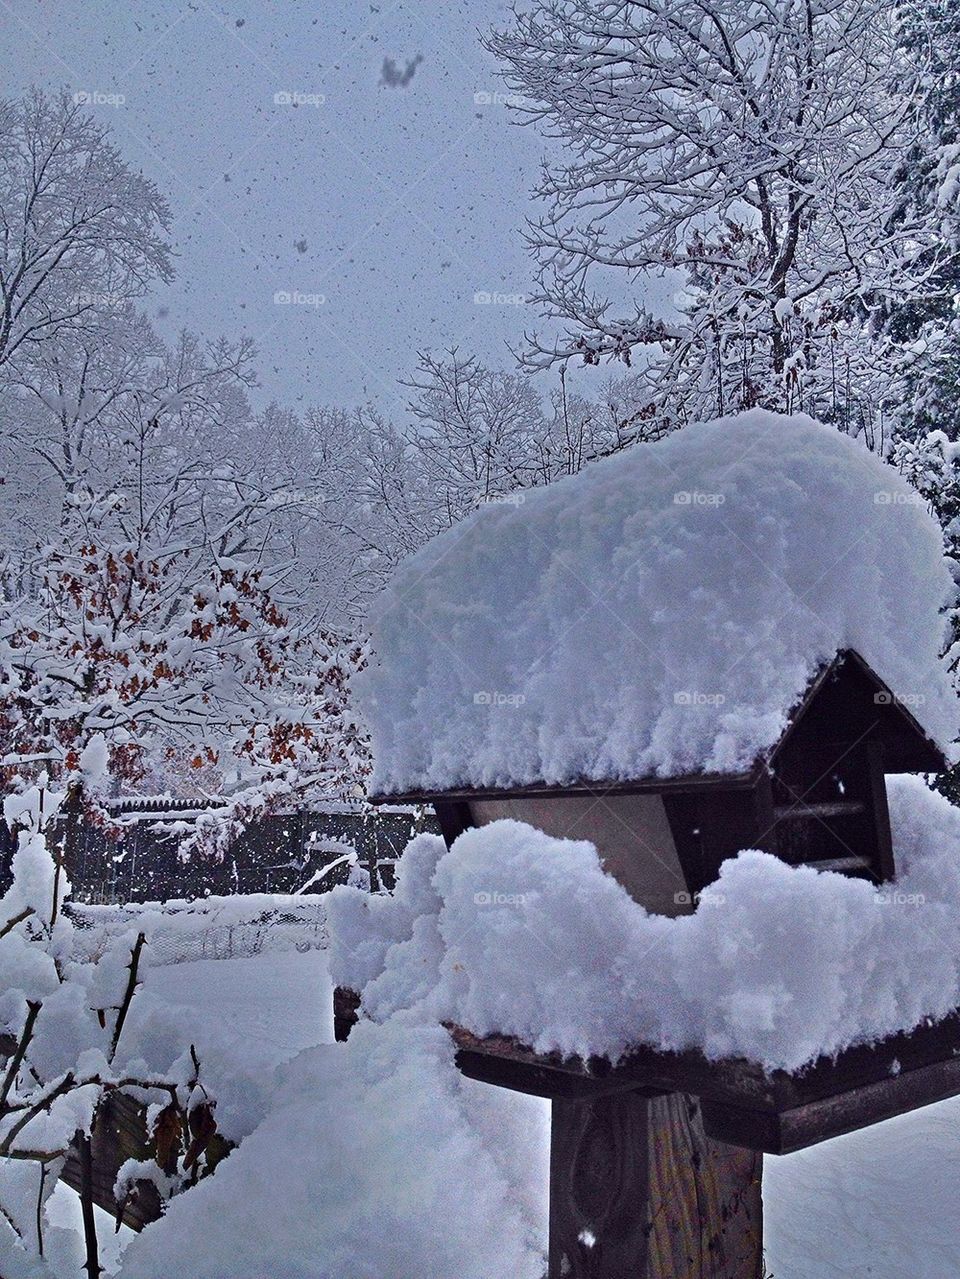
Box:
333, 986, 361, 1043
432, 800, 474, 849
369, 769, 762, 808
448, 1011, 960, 1155
548, 1091, 763, 1278
867, 741, 896, 882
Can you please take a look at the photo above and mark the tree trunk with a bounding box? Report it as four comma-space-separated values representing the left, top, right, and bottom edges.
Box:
549, 1091, 763, 1279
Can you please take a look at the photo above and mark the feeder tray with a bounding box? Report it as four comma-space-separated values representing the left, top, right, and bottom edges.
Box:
448, 1010, 960, 1155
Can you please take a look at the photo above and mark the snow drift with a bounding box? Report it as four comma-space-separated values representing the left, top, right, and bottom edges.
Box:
116, 1021, 547, 1279
360, 410, 958, 795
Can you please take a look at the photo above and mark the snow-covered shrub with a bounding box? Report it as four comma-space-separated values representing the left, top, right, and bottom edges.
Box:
0, 514, 370, 863
0, 784, 228, 1272
116, 1019, 547, 1279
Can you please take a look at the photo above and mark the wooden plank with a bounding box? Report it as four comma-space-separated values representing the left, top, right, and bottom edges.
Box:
549, 1091, 653, 1277
60, 1093, 164, 1232
752, 772, 778, 855
867, 740, 896, 881
663, 787, 770, 898
548, 1091, 763, 1278
797, 856, 871, 874
773, 801, 866, 820
456, 1047, 663, 1101
448, 1012, 960, 1154
432, 800, 474, 849
448, 1025, 779, 1111
333, 986, 361, 1043
702, 1052, 960, 1154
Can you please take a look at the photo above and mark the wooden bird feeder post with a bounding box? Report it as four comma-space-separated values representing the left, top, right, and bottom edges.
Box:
545, 1091, 762, 1278
350, 652, 954, 1279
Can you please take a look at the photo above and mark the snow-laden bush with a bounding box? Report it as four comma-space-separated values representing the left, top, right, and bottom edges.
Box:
0, 783, 227, 1273
116, 1019, 547, 1279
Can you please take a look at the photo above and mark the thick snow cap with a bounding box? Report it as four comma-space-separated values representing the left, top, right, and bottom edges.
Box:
362, 411, 959, 796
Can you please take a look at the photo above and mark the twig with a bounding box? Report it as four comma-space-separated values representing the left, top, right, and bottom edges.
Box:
0, 907, 33, 940
36, 1162, 46, 1257
49, 854, 61, 932
188, 1043, 209, 1098
1, 1147, 68, 1162
108, 1077, 179, 1100
0, 1073, 76, 1156
0, 1002, 40, 1111
79, 1134, 101, 1279
109, 933, 146, 1064
0, 1193, 24, 1239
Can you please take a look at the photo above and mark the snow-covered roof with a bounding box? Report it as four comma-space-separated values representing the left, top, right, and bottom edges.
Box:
361, 411, 960, 796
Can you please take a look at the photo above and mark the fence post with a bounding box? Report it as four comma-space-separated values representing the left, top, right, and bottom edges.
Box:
361, 809, 381, 894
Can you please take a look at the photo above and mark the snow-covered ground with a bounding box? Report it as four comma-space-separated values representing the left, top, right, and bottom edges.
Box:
11, 774, 960, 1278
36, 944, 960, 1278
766, 1103, 960, 1278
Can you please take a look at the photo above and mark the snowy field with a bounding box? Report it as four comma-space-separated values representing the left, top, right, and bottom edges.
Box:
37, 946, 960, 1278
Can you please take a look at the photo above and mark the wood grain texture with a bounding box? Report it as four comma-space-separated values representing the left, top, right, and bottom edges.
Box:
548, 1091, 763, 1278
60, 1093, 164, 1232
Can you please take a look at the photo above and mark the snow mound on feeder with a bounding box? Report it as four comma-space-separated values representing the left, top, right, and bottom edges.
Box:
329, 776, 960, 1073
361, 410, 958, 795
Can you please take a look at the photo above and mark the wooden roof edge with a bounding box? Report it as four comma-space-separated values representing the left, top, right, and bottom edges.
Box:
846, 647, 950, 771
769, 647, 949, 773
368, 766, 764, 807
447, 1008, 960, 1108
370, 648, 949, 807
447, 1021, 773, 1094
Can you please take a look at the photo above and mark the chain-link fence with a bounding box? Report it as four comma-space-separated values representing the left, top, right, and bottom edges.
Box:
67, 894, 330, 965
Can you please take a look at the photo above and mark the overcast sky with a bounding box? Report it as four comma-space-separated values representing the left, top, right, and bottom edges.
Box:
2, 0, 561, 415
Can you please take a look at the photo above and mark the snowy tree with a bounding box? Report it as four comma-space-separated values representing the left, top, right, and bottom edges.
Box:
885, 0, 960, 439
487, 0, 956, 438
0, 90, 386, 1002
318, 350, 667, 578
0, 497, 370, 843
0, 315, 257, 569
400, 349, 544, 514
892, 428, 960, 800
0, 90, 171, 378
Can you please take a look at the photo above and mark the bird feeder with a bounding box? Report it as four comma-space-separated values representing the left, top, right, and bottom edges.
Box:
357, 412, 960, 1279
369, 652, 951, 1278
388, 647, 944, 915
